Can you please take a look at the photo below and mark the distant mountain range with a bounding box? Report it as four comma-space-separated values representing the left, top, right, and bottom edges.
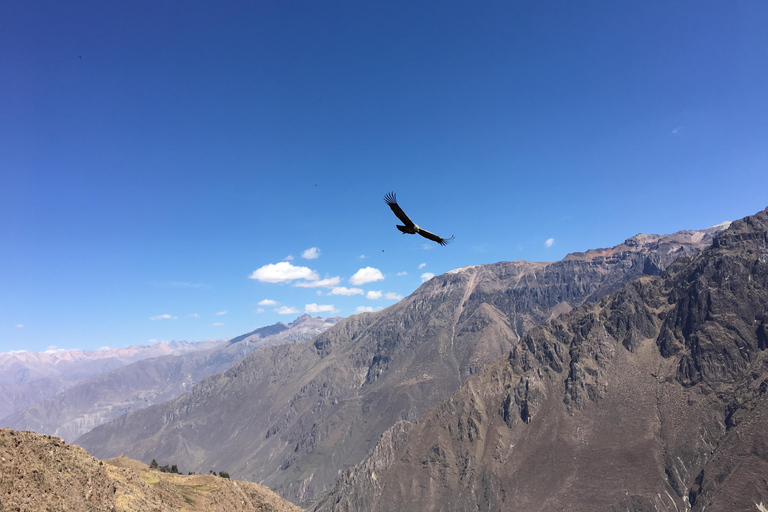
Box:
312, 208, 768, 512
75, 223, 729, 505
0, 338, 225, 419
1, 315, 340, 441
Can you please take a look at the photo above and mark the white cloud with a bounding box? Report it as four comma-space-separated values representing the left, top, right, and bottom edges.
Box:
189, 313, 200, 318
276, 306, 300, 315
329, 286, 364, 296
545, 238, 555, 248
215, 311, 227, 316
421, 272, 435, 283
15, 324, 24, 328
305, 303, 336, 313
301, 247, 321, 259
366, 290, 382, 300
148, 339, 158, 343
421, 244, 433, 250
258, 299, 278, 306
418, 263, 426, 269
384, 292, 403, 300
672, 126, 683, 135
249, 262, 319, 283
256, 308, 265, 313
350, 267, 384, 285
292, 276, 342, 288
397, 271, 407, 276
355, 306, 376, 313
359, 254, 366, 259
212, 322, 224, 326
150, 314, 177, 320
98, 346, 111, 351
285, 255, 294, 261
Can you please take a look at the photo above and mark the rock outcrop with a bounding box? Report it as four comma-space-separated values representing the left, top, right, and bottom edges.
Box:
0, 428, 300, 512
314, 209, 768, 512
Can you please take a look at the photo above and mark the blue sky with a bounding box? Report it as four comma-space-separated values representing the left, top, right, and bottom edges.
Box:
1, 1, 767, 352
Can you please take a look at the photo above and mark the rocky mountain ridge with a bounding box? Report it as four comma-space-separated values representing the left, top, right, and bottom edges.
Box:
2, 315, 340, 441
75, 224, 727, 505
0, 428, 300, 511
313, 209, 768, 512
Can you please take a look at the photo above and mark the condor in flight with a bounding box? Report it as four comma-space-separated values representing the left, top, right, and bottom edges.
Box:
384, 192, 454, 246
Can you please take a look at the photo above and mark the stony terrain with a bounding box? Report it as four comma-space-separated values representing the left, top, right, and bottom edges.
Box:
75, 225, 725, 505
314, 208, 768, 512
2, 315, 339, 442
0, 428, 300, 512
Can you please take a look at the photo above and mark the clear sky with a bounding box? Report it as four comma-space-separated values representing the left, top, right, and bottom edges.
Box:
1, 1, 767, 352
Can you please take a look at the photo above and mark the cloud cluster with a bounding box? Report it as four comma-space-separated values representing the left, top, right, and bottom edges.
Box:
350, 267, 384, 285
305, 303, 336, 313
293, 277, 342, 288
301, 247, 321, 259
249, 262, 319, 283
249, 254, 405, 319
420, 273, 435, 283
545, 238, 555, 248
329, 286, 364, 296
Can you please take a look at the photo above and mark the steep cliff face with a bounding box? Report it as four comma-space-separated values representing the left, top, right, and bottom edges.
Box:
315, 209, 768, 512
76, 226, 724, 505
2, 315, 339, 441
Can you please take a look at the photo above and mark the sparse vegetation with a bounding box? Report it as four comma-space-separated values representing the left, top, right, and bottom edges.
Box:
150, 458, 180, 473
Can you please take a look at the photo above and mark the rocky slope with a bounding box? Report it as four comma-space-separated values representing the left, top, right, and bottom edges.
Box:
75, 225, 725, 505
2, 315, 339, 441
0, 428, 300, 512
314, 208, 768, 512
0, 339, 225, 419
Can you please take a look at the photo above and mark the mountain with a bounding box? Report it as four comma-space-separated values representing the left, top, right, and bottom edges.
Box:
313, 208, 768, 512
75, 225, 726, 505
0, 339, 225, 419
2, 315, 340, 441
0, 428, 300, 512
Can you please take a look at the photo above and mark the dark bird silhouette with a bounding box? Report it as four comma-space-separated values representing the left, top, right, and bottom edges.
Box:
384, 192, 454, 246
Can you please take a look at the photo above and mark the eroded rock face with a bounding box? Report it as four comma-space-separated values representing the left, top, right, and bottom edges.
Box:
315, 208, 768, 512
76, 224, 725, 505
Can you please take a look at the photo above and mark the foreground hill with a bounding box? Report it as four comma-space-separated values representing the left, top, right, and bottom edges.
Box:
314, 208, 768, 512
2, 315, 339, 441
0, 428, 300, 512
0, 339, 225, 419
76, 225, 724, 504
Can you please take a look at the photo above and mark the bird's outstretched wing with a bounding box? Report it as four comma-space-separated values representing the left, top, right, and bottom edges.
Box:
384, 192, 415, 228
417, 228, 454, 246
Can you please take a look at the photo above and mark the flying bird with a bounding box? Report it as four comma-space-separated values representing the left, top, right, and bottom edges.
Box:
384, 192, 454, 246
